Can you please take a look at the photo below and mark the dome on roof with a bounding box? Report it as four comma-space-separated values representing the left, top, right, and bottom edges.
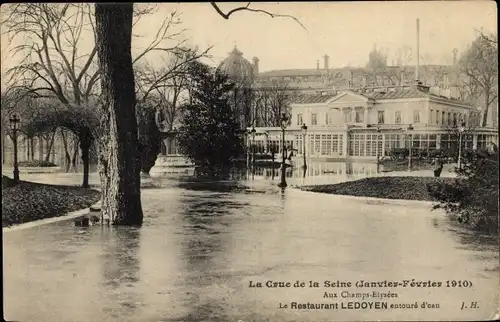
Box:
216, 47, 254, 86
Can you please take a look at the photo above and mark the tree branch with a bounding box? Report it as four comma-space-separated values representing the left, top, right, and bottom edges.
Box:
210, 2, 307, 31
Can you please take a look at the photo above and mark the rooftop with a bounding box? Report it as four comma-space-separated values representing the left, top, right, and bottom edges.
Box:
291, 86, 470, 106
258, 64, 457, 78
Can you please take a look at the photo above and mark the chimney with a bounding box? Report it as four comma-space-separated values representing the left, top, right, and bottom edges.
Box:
443, 72, 449, 89
323, 54, 329, 70
415, 18, 420, 82
452, 48, 458, 66
252, 57, 259, 76
317, 60, 320, 70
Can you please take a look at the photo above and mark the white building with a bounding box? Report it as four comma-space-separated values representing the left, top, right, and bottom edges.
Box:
250, 84, 498, 162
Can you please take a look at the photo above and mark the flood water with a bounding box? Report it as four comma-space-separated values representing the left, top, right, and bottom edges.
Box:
3, 172, 499, 322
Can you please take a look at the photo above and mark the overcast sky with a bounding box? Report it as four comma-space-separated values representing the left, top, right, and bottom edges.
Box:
1, 1, 497, 87
165, 1, 497, 70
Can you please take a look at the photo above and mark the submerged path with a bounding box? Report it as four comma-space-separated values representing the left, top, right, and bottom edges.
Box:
3, 173, 498, 321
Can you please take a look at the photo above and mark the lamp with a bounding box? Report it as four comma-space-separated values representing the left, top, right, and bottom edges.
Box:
251, 126, 256, 176
301, 123, 308, 170
406, 124, 414, 171
9, 114, 20, 184
278, 113, 288, 188
458, 122, 466, 169
376, 126, 381, 173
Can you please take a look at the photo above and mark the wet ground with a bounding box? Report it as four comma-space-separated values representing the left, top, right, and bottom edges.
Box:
3, 173, 499, 322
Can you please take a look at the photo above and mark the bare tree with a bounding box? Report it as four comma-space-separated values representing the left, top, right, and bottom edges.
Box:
135, 48, 210, 130
459, 32, 498, 127
2, 4, 196, 105
254, 79, 295, 127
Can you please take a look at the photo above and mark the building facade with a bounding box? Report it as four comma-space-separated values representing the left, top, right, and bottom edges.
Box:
152, 47, 498, 167
249, 84, 498, 162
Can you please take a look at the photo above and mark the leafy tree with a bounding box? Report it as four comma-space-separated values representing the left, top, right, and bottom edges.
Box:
176, 61, 244, 176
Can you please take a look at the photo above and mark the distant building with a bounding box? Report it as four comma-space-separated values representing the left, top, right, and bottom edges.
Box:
250, 84, 497, 162
156, 47, 498, 163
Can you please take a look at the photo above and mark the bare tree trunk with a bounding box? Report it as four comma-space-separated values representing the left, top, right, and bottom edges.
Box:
44, 130, 56, 162
71, 134, 79, 172
38, 135, 43, 160
26, 138, 31, 161
482, 90, 490, 127
95, 3, 143, 226
60, 129, 71, 172
30, 137, 35, 161
80, 132, 92, 188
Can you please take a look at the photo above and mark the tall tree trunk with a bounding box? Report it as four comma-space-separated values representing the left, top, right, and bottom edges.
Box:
482, 90, 490, 127
30, 137, 34, 161
71, 135, 79, 172
80, 134, 92, 188
60, 129, 71, 172
38, 135, 43, 160
26, 137, 31, 161
44, 130, 56, 162
95, 3, 143, 226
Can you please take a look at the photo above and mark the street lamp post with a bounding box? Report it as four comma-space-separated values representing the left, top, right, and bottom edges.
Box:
301, 123, 308, 170
458, 122, 465, 169
376, 126, 381, 174
9, 114, 20, 184
278, 113, 288, 188
246, 132, 250, 169
406, 124, 414, 171
251, 126, 256, 177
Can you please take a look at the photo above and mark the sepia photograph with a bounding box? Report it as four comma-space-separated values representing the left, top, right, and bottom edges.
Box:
1, 1, 499, 321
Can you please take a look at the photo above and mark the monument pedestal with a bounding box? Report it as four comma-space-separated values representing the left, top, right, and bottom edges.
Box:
150, 155, 194, 176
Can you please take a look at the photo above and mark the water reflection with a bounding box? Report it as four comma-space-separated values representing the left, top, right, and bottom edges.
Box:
100, 227, 143, 318
177, 192, 235, 321
3, 173, 499, 322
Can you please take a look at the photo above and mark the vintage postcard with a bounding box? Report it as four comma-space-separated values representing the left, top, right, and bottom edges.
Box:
2, 1, 499, 321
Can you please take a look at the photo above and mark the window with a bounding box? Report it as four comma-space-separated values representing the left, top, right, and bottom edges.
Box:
430, 109, 434, 124
349, 134, 382, 157
436, 110, 440, 125
395, 111, 402, 124
311, 113, 317, 125
442, 111, 446, 125
297, 113, 303, 125
295, 135, 303, 155
448, 112, 452, 125
453, 113, 457, 126
413, 110, 420, 123
355, 110, 364, 123
377, 111, 385, 124
325, 113, 330, 125
321, 135, 331, 155
384, 134, 402, 156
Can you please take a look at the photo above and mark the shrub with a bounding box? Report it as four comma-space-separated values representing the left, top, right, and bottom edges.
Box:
2, 175, 15, 189
18, 160, 57, 167
427, 149, 498, 233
